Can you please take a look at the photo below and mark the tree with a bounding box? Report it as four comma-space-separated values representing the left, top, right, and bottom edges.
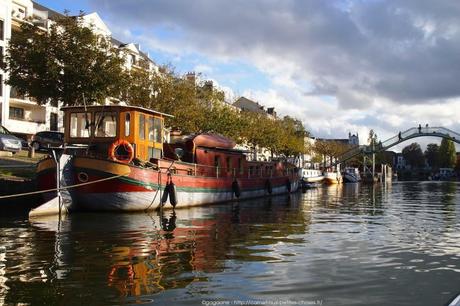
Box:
278, 116, 308, 158
424, 143, 440, 169
438, 138, 456, 168
144, 67, 206, 134
123, 60, 154, 105
2, 13, 127, 106
368, 129, 378, 147
313, 140, 341, 167
402, 143, 425, 168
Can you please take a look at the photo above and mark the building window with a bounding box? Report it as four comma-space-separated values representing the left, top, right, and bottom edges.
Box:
139, 114, 145, 140
0, 20, 4, 41
9, 107, 24, 119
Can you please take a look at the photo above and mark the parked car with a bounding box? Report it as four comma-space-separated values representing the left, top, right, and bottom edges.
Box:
31, 131, 64, 150
0, 125, 22, 153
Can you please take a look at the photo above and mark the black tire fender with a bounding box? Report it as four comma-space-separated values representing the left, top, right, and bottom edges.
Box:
265, 179, 272, 194
161, 184, 170, 205
232, 180, 241, 198
169, 183, 177, 207
286, 179, 291, 192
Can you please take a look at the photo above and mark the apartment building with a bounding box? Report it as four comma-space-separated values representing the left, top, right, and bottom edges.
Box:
0, 0, 56, 139
0, 0, 158, 141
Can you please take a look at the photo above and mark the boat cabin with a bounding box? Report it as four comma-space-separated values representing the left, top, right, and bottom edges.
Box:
163, 133, 285, 178
62, 105, 171, 161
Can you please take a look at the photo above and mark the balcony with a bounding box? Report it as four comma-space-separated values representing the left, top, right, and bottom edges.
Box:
7, 118, 46, 135
10, 87, 38, 105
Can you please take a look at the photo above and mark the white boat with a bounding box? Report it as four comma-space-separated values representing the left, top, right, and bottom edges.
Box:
324, 170, 342, 184
343, 167, 361, 183
301, 169, 324, 183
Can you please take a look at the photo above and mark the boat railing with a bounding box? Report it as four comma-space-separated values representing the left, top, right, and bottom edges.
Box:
158, 163, 296, 179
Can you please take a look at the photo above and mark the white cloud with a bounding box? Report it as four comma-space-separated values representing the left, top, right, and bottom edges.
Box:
88, 0, 460, 140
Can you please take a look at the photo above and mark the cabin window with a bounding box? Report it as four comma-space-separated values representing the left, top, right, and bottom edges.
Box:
125, 113, 130, 136
70, 112, 92, 138
139, 114, 145, 140
214, 155, 221, 168
154, 117, 162, 142
148, 117, 162, 142
148, 117, 154, 141
226, 156, 231, 172
238, 158, 244, 174
95, 112, 117, 137
148, 147, 162, 160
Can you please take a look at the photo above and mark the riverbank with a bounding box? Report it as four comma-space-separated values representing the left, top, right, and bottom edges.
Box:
0, 151, 46, 215
0, 150, 46, 179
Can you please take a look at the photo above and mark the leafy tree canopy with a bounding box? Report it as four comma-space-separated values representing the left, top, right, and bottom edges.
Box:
424, 143, 440, 169
402, 142, 425, 168
2, 13, 127, 106
438, 138, 456, 168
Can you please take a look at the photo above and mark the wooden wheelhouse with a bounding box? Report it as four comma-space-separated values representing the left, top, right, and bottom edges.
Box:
62, 105, 172, 161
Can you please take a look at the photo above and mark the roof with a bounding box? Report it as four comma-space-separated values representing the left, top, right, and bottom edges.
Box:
61, 105, 173, 118
316, 138, 350, 144
190, 133, 236, 149
32, 1, 63, 20
233, 97, 267, 114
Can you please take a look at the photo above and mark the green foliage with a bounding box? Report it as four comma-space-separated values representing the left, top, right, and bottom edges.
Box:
438, 138, 456, 168
424, 143, 440, 169
313, 140, 350, 166
402, 142, 425, 168
3, 14, 127, 105
368, 129, 378, 146
123, 61, 153, 105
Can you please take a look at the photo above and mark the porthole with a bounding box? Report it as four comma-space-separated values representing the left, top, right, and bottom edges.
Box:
77, 172, 89, 183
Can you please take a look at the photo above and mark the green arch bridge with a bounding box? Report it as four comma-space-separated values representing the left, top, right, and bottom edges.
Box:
330, 126, 460, 167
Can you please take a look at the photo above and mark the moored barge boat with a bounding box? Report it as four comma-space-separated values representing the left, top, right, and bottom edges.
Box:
342, 167, 361, 183
300, 169, 324, 183
36, 105, 299, 212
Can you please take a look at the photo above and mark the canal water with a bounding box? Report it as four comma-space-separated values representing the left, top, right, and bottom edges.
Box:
1, 182, 460, 306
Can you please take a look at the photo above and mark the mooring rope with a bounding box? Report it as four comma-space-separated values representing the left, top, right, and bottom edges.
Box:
0, 171, 131, 200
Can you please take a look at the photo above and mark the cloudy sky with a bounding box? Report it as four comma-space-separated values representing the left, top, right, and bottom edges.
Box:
40, 0, 460, 147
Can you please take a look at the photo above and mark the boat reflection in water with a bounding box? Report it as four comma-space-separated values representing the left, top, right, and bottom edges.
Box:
23, 194, 306, 303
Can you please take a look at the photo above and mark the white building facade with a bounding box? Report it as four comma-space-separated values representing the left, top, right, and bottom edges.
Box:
0, 0, 59, 139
